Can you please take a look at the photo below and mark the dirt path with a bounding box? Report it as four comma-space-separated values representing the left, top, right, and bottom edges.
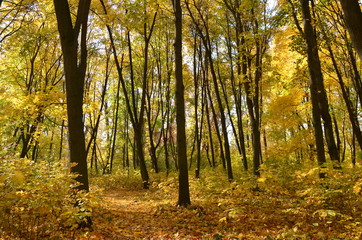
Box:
81, 187, 361, 240
91, 190, 160, 239
90, 190, 216, 240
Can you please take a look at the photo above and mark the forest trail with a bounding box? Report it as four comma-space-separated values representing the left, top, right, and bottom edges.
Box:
90, 189, 222, 240
80, 184, 362, 240
92, 190, 164, 239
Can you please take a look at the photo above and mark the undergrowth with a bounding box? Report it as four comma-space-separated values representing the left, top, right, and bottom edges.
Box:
0, 158, 94, 240
1, 157, 360, 239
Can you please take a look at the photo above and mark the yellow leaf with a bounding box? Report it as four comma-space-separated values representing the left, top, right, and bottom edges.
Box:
11, 171, 25, 186
353, 182, 362, 195
307, 168, 319, 176
257, 177, 267, 183
0, 174, 6, 184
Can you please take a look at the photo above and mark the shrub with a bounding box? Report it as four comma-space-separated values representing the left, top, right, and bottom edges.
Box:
0, 158, 92, 239
90, 168, 143, 190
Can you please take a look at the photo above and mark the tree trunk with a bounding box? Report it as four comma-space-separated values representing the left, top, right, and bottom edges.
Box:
300, 0, 327, 176
206, 83, 226, 169
339, 0, 362, 61
174, 0, 191, 207
100, 0, 151, 188
205, 92, 216, 168
325, 40, 362, 150
53, 0, 91, 191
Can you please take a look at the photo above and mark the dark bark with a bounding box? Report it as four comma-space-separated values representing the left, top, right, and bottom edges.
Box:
324, 38, 362, 151
346, 45, 362, 116
206, 83, 226, 169
162, 79, 171, 174
300, 0, 327, 175
174, 0, 191, 207
195, 79, 205, 178
339, 0, 362, 61
139, 10, 158, 177
53, 0, 91, 191
108, 54, 122, 173
301, 0, 340, 166
59, 120, 65, 160
205, 91, 216, 168
352, 132, 356, 167
192, 35, 205, 178
162, 39, 173, 175
145, 69, 163, 173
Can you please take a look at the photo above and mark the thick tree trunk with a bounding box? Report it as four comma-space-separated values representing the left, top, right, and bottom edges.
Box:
300, 0, 327, 175
302, 0, 340, 166
339, 0, 362, 61
53, 0, 91, 191
134, 125, 150, 188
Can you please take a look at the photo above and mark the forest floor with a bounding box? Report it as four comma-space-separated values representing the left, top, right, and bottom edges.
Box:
75, 172, 362, 240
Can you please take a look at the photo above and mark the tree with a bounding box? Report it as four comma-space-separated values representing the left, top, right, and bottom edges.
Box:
286, 0, 341, 173
223, 0, 272, 177
174, 0, 191, 207
186, 0, 234, 180
53, 0, 91, 191
339, 0, 362, 61
99, 0, 156, 188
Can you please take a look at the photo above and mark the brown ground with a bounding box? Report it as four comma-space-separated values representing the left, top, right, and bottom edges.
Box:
74, 187, 361, 240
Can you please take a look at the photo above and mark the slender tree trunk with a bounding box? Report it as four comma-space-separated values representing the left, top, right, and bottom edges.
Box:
225, 24, 248, 170
85, 61, 109, 159
304, 0, 340, 166
100, 0, 152, 188
109, 57, 122, 173
206, 83, 226, 169
174, 0, 190, 207
352, 131, 356, 167
59, 119, 64, 160
206, 42, 233, 181
346, 45, 362, 116
193, 35, 201, 178
146, 85, 160, 173
325, 41, 362, 150
195, 81, 205, 178
205, 90, 216, 167
185, 1, 233, 180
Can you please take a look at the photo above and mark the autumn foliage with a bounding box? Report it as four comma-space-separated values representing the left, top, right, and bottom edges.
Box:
0, 158, 93, 239
1, 0, 362, 239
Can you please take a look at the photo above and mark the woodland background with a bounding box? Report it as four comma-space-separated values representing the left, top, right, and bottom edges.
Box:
0, 0, 362, 239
